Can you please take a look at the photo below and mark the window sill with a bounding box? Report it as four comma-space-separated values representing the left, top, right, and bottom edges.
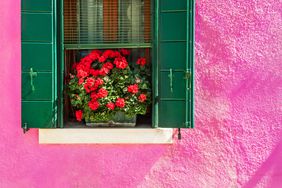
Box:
39, 128, 173, 144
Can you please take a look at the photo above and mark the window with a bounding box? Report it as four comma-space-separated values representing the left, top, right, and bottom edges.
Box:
21, 0, 195, 132
64, 0, 151, 46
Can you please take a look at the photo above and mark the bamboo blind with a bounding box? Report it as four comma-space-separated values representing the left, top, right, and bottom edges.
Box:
64, 0, 151, 45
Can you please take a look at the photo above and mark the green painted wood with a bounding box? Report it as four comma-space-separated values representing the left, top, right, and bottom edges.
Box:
190, 0, 195, 128
59, 0, 65, 128
160, 71, 186, 99
160, 12, 187, 41
160, 0, 187, 11
64, 43, 152, 50
22, 43, 53, 72
22, 102, 55, 128
21, 0, 57, 129
159, 101, 187, 127
157, 0, 194, 128
21, 0, 52, 12
152, 0, 159, 128
22, 73, 53, 101
21, 13, 52, 42
159, 42, 186, 69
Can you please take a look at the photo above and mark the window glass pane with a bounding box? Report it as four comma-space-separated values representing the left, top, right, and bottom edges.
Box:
80, 0, 103, 43
64, 0, 151, 45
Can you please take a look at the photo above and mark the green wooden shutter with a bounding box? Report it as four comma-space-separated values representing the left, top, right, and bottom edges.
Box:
156, 0, 194, 128
21, 0, 58, 130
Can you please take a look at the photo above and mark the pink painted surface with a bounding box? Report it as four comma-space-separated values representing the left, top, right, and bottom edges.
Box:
0, 0, 282, 187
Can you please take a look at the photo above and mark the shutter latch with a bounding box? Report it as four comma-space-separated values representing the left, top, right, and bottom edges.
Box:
168, 68, 173, 93
184, 70, 191, 90
29, 68, 37, 92
184, 70, 190, 80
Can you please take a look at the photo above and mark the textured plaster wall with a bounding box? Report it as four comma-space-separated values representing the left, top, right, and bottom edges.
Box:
0, 0, 281, 187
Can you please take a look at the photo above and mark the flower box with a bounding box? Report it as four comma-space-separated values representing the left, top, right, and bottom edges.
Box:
85, 111, 136, 127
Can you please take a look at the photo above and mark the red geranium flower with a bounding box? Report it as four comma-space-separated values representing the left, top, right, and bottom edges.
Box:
106, 102, 115, 110
77, 69, 88, 79
90, 69, 100, 77
81, 56, 93, 65
88, 50, 100, 61
120, 49, 130, 56
86, 77, 95, 85
95, 78, 104, 87
136, 57, 146, 66
75, 110, 83, 122
89, 100, 100, 111
97, 88, 108, 98
127, 84, 139, 94
115, 98, 125, 108
138, 94, 147, 102
114, 57, 128, 69
114, 51, 121, 58
98, 56, 106, 63
90, 92, 99, 100
103, 50, 115, 59
84, 77, 97, 93
103, 62, 114, 70
84, 85, 90, 93
91, 50, 102, 56
99, 67, 110, 76
78, 78, 84, 85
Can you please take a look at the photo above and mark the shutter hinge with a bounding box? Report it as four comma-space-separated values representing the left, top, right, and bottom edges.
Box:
154, 96, 160, 104
23, 123, 30, 134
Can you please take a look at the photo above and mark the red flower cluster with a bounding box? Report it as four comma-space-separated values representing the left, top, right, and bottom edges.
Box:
99, 67, 110, 76
114, 57, 128, 69
84, 77, 104, 93
97, 88, 108, 98
115, 98, 125, 108
75, 110, 83, 121
120, 49, 130, 56
103, 50, 120, 59
95, 78, 104, 86
84, 77, 96, 93
127, 84, 139, 94
98, 56, 106, 63
89, 100, 100, 111
138, 94, 147, 102
90, 92, 99, 100
75, 50, 124, 81
68, 49, 151, 123
103, 62, 114, 70
136, 57, 146, 66
106, 102, 115, 110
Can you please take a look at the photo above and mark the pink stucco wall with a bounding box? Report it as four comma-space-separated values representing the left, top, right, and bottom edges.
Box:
0, 0, 282, 187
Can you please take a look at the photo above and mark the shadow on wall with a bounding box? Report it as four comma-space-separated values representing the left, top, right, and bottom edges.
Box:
243, 131, 282, 188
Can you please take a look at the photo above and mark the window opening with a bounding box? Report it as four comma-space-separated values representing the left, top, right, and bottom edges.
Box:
63, 0, 153, 128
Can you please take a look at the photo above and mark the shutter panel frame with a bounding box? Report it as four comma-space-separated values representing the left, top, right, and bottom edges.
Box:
155, 0, 195, 128
21, 0, 58, 131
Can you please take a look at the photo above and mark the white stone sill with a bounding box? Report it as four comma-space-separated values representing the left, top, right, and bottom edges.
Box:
39, 128, 173, 144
